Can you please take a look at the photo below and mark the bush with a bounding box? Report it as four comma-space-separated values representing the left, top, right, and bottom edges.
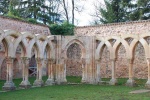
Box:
50, 22, 74, 35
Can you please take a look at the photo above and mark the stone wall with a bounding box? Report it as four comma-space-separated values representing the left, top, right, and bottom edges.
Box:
0, 16, 51, 36
0, 16, 150, 84
66, 43, 82, 76
75, 20, 150, 36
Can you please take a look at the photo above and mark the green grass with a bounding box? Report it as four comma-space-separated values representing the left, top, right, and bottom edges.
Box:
66, 76, 82, 83
0, 77, 150, 100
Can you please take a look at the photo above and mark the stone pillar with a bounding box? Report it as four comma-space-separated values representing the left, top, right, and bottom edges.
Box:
81, 58, 86, 83
126, 58, 136, 87
33, 58, 44, 86
45, 59, 55, 85
2, 57, 16, 91
19, 57, 31, 88
109, 58, 118, 85
145, 58, 150, 88
96, 59, 101, 83
62, 58, 67, 83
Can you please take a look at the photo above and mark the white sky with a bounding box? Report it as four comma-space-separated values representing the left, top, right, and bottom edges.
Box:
75, 0, 104, 26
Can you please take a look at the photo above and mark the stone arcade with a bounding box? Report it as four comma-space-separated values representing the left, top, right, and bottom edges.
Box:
0, 16, 150, 91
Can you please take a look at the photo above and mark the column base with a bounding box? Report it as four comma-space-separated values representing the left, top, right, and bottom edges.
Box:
126, 79, 136, 87
2, 81, 16, 91
55, 80, 67, 85
81, 80, 87, 84
33, 79, 44, 87
145, 80, 150, 89
19, 81, 31, 89
45, 78, 55, 85
109, 78, 118, 85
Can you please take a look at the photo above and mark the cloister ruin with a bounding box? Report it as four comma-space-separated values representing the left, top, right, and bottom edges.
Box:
0, 16, 150, 91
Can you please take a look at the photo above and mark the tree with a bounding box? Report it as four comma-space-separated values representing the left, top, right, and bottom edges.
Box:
99, 0, 132, 24
129, 0, 150, 20
0, 0, 10, 15
61, 0, 84, 25
50, 22, 74, 35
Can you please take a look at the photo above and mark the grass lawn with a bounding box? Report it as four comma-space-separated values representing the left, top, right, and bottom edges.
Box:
0, 76, 150, 100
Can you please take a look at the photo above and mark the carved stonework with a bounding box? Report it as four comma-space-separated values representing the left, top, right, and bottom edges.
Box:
109, 39, 116, 47
21, 57, 30, 65
145, 37, 150, 45
125, 38, 133, 45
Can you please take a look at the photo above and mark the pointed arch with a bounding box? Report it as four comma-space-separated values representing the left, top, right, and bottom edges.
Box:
63, 39, 86, 59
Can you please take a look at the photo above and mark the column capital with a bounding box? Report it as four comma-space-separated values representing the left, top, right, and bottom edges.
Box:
21, 57, 30, 61
5, 57, 14, 64
48, 58, 55, 64
36, 58, 43, 61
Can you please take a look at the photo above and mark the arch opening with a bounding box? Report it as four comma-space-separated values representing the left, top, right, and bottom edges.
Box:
66, 43, 82, 83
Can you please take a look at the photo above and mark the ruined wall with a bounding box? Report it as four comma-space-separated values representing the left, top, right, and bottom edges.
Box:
0, 16, 51, 36
74, 20, 150, 79
0, 16, 150, 82
0, 16, 51, 80
66, 43, 82, 76
75, 20, 150, 36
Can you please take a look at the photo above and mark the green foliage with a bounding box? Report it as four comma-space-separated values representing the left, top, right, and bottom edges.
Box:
129, 0, 150, 20
99, 0, 132, 24
27, 18, 38, 24
66, 76, 82, 83
96, 0, 149, 24
50, 22, 74, 35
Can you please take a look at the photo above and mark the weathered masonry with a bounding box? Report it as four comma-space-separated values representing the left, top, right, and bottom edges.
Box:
0, 16, 150, 91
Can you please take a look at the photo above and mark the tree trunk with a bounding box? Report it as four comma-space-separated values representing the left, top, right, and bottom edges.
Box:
72, 0, 74, 25
62, 0, 69, 23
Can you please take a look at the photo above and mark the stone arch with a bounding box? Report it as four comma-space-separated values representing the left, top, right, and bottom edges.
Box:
4, 30, 20, 38
41, 39, 54, 59
114, 42, 128, 78
28, 39, 41, 58
139, 33, 150, 58
14, 36, 27, 57
133, 41, 147, 79
62, 39, 86, 82
63, 39, 86, 59
95, 37, 105, 59
3, 30, 22, 57
1, 38, 9, 57
100, 44, 111, 78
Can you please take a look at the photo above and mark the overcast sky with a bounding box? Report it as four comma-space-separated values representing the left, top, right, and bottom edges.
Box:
75, 0, 104, 26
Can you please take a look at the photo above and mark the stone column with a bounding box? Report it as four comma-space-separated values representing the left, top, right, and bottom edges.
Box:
45, 58, 55, 85
2, 57, 16, 91
81, 58, 86, 83
109, 58, 118, 85
19, 57, 31, 88
33, 58, 44, 86
96, 59, 101, 83
145, 58, 150, 88
62, 58, 67, 83
126, 58, 136, 87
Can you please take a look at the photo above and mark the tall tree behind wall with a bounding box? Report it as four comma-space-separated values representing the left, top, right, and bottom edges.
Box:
91, 0, 149, 24
129, 0, 150, 20
93, 0, 132, 24
0, 0, 10, 15
61, 0, 84, 25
